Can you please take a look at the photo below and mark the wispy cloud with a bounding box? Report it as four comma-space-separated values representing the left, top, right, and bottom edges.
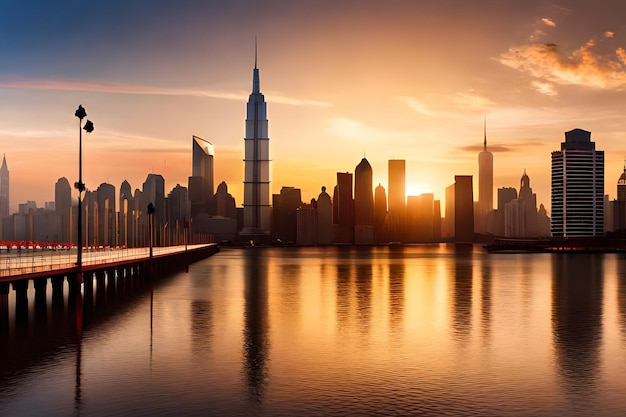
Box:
499, 37, 626, 93
395, 96, 433, 115
450, 92, 495, 109
541, 17, 556, 27
0, 77, 331, 107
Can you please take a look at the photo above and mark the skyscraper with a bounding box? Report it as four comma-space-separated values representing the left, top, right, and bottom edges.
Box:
454, 175, 474, 243
477, 120, 493, 233
55, 177, 72, 243
242, 42, 271, 238
0, 154, 9, 220
354, 157, 374, 244
191, 136, 214, 200
551, 129, 604, 237
388, 159, 405, 241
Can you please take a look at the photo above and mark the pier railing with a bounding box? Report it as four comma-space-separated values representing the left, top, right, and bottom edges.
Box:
0, 245, 205, 278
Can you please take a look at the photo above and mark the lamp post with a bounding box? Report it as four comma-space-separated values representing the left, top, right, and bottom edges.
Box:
74, 105, 94, 283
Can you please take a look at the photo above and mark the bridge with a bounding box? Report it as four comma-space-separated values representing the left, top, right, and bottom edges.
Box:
0, 244, 219, 317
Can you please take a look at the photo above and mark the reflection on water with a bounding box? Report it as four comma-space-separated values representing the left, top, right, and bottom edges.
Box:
2, 245, 626, 416
243, 250, 270, 404
552, 254, 603, 411
452, 244, 473, 342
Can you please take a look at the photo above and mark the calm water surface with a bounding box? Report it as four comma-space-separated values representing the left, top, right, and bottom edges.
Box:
2, 244, 626, 416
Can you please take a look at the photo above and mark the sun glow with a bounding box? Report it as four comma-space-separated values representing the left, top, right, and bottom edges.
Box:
405, 182, 433, 198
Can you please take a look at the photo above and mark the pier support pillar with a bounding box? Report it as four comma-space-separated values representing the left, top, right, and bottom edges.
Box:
34, 277, 48, 310
12, 280, 29, 324
0, 282, 9, 329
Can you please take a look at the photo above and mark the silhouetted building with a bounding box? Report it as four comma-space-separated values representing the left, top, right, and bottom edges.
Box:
166, 184, 189, 245
272, 186, 302, 243
551, 129, 604, 237
55, 177, 72, 243
0, 155, 9, 239
317, 186, 333, 245
119, 180, 132, 247
142, 174, 166, 245
97, 182, 116, 247
444, 183, 455, 239
374, 183, 387, 243
354, 158, 374, 244
388, 159, 406, 242
611, 164, 626, 232
242, 46, 271, 239
454, 175, 474, 242
296, 201, 317, 246
215, 181, 237, 220
333, 172, 354, 244
433, 199, 442, 241
492, 187, 517, 236
189, 135, 215, 217
477, 121, 493, 233
409, 193, 434, 242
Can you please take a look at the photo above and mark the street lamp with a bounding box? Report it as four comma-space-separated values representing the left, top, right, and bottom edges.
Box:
74, 105, 94, 283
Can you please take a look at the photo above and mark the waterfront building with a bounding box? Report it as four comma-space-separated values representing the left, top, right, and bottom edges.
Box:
611, 164, 626, 232
215, 181, 237, 220
55, 177, 72, 244
296, 201, 317, 246
373, 183, 387, 243
166, 184, 189, 245
354, 157, 374, 244
119, 180, 132, 247
454, 175, 474, 242
433, 199, 442, 241
142, 174, 166, 245
242, 44, 271, 239
333, 172, 354, 244
97, 182, 116, 247
0, 155, 9, 239
189, 136, 215, 217
551, 129, 604, 237
272, 186, 302, 243
388, 159, 406, 242
317, 186, 333, 245
444, 183, 455, 239
477, 120, 493, 233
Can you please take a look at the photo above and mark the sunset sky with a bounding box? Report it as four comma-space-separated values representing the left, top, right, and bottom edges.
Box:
2, 0, 626, 215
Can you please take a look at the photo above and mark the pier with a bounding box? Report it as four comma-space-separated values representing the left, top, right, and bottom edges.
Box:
0, 244, 219, 323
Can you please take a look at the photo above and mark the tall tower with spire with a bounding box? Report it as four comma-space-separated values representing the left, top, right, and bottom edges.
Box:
477, 118, 493, 233
242, 40, 271, 238
0, 154, 9, 219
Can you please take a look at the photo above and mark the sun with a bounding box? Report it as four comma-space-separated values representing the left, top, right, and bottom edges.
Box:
405, 182, 433, 198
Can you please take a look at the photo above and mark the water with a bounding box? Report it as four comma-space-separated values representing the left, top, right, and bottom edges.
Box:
2, 244, 626, 416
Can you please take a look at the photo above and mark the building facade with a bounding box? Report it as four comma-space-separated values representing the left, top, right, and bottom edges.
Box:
242, 46, 271, 238
551, 129, 604, 237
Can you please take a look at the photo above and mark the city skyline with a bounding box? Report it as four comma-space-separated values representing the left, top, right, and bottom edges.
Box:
3, 2, 626, 211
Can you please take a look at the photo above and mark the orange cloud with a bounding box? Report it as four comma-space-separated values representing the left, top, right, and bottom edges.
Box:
499, 38, 626, 92
605, 31, 615, 38
541, 18, 556, 27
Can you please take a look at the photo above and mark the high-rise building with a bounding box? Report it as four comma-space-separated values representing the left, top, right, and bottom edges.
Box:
613, 164, 626, 231
354, 157, 374, 244
142, 173, 166, 245
317, 186, 333, 245
373, 183, 387, 243
0, 154, 9, 239
119, 180, 133, 248
97, 182, 116, 247
388, 159, 406, 242
272, 186, 302, 243
192, 136, 214, 197
477, 120, 493, 233
551, 129, 604, 237
454, 175, 474, 242
333, 172, 354, 244
166, 184, 189, 245
55, 177, 72, 243
242, 43, 271, 238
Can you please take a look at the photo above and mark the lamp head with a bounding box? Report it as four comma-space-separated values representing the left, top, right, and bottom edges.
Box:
83, 120, 94, 133
75, 105, 87, 120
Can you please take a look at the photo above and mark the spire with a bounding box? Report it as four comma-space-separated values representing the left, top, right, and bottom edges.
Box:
0, 154, 6, 171
483, 116, 487, 151
252, 38, 260, 94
